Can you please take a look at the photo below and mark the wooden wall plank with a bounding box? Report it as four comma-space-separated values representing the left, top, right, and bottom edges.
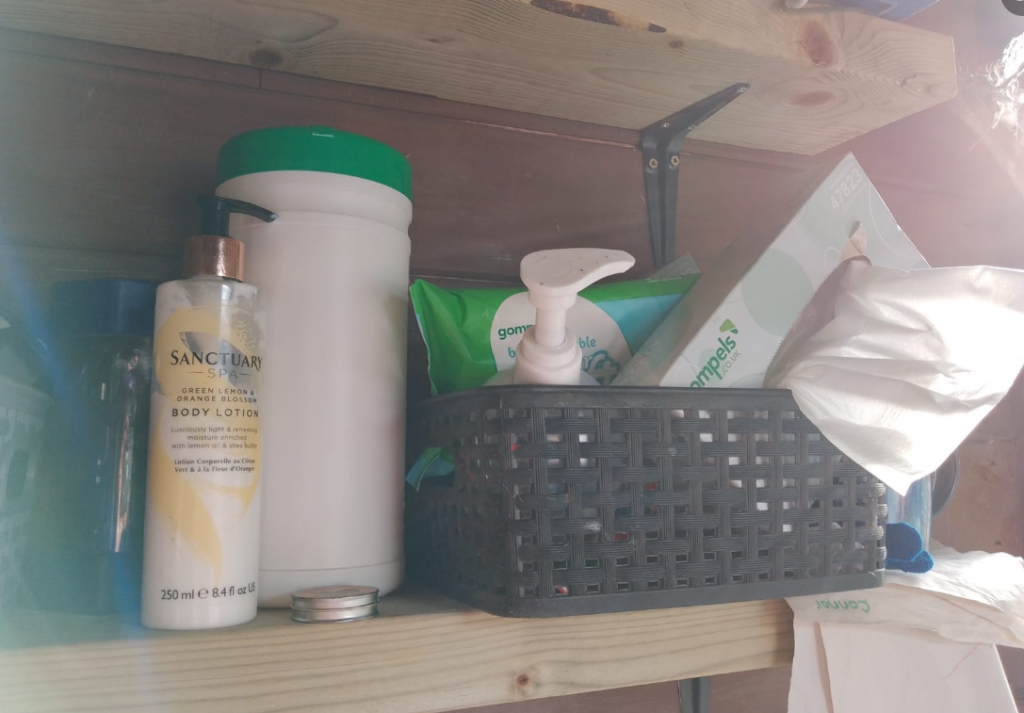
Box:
932, 439, 1024, 555
711, 665, 792, 713
1, 26, 1016, 269
457, 665, 792, 713
2, 29, 1017, 286
867, 183, 1024, 269
0, 0, 957, 155
0, 50, 656, 278
846, 102, 1024, 202
0, 247, 176, 331
0, 28, 635, 147
932, 369, 1024, 558
457, 682, 679, 713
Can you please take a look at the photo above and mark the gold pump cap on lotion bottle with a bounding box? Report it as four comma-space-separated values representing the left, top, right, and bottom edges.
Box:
184, 235, 246, 282
184, 195, 277, 281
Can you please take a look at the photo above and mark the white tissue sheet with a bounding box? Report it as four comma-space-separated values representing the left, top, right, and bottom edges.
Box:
767, 261, 1024, 494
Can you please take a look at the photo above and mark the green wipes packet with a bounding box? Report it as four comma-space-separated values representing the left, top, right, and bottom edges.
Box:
410, 273, 700, 394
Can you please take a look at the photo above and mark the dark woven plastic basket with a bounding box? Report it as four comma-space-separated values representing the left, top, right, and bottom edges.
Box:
407, 386, 886, 617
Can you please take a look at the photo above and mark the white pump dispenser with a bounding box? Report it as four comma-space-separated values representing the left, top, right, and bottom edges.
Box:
487, 248, 635, 386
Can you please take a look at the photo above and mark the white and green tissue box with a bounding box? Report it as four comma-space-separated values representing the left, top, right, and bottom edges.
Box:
613, 153, 928, 389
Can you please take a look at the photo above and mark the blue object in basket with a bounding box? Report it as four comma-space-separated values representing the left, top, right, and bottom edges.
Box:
886, 523, 934, 574
886, 474, 933, 546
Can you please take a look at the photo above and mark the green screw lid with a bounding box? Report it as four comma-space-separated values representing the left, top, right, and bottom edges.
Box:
216, 126, 412, 200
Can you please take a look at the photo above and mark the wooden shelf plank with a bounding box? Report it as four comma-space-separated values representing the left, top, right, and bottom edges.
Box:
0, 0, 955, 154
0, 589, 794, 713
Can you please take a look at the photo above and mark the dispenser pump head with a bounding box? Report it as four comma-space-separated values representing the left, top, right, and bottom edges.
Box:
514, 248, 635, 385
186, 195, 277, 282
197, 195, 277, 238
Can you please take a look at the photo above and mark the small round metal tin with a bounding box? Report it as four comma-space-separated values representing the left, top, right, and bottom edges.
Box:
291, 585, 379, 623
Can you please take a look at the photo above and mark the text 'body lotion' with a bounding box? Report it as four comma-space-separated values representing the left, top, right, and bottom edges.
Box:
141, 196, 276, 630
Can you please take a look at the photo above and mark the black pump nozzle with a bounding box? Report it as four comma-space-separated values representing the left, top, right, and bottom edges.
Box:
197, 195, 277, 236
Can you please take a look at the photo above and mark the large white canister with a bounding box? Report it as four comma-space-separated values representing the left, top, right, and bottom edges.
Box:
216, 126, 411, 606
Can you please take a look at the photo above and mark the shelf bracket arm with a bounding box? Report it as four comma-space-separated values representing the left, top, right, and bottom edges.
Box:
677, 676, 712, 713
641, 83, 749, 269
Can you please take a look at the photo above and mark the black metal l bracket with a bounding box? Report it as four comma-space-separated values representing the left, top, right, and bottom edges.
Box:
642, 83, 749, 268
677, 677, 711, 713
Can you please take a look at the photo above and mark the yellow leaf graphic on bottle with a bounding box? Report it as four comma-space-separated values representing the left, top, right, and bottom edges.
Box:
150, 305, 262, 584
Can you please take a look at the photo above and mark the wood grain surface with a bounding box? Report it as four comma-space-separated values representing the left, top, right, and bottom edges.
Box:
0, 594, 793, 713
0, 0, 956, 154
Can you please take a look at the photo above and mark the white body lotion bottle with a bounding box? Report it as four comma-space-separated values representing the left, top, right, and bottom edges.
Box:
141, 196, 276, 630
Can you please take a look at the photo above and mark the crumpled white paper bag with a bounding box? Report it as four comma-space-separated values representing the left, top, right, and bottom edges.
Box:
787, 623, 1017, 713
766, 260, 1024, 494
787, 546, 1024, 648
787, 547, 1024, 713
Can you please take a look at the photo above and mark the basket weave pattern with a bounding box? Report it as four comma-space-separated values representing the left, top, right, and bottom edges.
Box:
408, 388, 886, 616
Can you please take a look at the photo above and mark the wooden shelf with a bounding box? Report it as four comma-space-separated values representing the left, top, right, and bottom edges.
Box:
0, 588, 793, 713
0, 0, 956, 155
